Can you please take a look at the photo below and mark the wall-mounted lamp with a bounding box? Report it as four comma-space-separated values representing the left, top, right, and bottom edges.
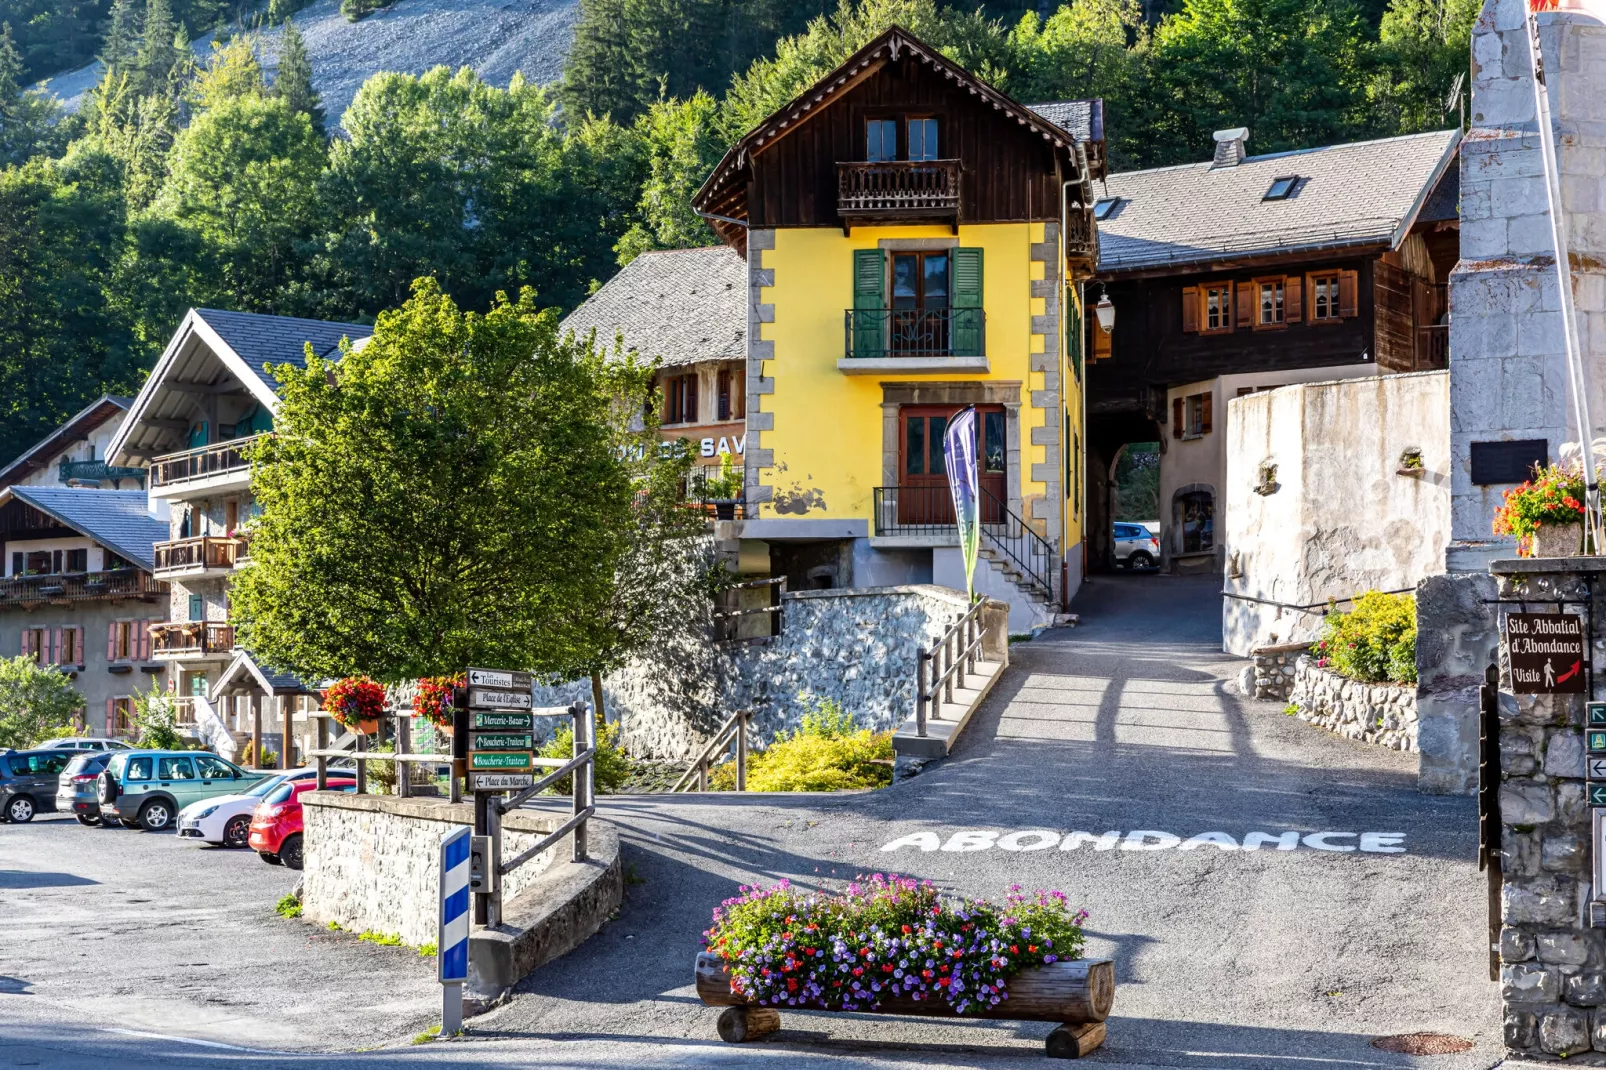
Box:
1094, 288, 1115, 333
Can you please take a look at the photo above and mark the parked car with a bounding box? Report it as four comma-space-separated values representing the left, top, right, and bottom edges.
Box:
36, 737, 134, 751
97, 750, 267, 832
0, 748, 76, 822
249, 778, 356, 870
178, 768, 327, 848
1113, 522, 1161, 569
55, 752, 113, 825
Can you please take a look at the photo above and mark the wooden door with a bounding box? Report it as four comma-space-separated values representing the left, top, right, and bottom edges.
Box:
899, 406, 1007, 525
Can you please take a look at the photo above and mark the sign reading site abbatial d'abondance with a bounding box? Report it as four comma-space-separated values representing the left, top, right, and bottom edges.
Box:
1505, 613, 1587, 694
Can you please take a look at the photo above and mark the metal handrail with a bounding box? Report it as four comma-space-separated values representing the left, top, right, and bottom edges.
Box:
916, 600, 987, 736
672, 709, 752, 792
977, 485, 1055, 602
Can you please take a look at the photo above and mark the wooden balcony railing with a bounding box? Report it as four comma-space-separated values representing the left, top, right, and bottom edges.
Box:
152, 536, 242, 574
838, 160, 961, 219
151, 621, 236, 657
1415, 324, 1449, 370
1066, 208, 1095, 262
171, 696, 197, 726
150, 434, 265, 490
0, 569, 157, 607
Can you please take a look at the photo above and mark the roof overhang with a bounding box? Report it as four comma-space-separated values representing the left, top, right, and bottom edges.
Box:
107, 310, 281, 466
1096, 235, 1395, 282
211, 651, 318, 699
692, 25, 1101, 250
0, 396, 132, 487
0, 486, 154, 571
1388, 130, 1462, 250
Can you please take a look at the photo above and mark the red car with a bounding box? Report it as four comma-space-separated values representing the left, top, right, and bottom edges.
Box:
249, 778, 354, 870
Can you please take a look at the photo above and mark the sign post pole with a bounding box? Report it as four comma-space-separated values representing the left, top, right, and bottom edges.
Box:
438, 826, 471, 1036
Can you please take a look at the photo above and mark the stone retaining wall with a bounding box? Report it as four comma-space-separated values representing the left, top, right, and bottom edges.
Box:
1288, 656, 1418, 752
1249, 642, 1307, 700
531, 585, 986, 760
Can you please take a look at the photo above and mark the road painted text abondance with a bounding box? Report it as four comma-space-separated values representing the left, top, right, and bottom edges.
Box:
881, 829, 1406, 853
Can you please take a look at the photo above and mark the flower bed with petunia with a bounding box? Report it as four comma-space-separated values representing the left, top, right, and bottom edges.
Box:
703, 875, 1087, 1015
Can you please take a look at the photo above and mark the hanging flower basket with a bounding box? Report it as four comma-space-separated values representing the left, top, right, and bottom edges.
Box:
1494, 464, 1589, 558
323, 676, 387, 734
414, 674, 464, 733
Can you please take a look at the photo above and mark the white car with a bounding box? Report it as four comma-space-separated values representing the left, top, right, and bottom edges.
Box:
37, 737, 133, 751
177, 771, 303, 847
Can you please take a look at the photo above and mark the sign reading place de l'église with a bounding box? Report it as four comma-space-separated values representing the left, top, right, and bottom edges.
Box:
1505, 613, 1587, 694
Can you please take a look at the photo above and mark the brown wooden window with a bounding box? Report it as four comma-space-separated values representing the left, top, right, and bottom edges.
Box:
109, 696, 133, 737
1308, 273, 1343, 321
1205, 284, 1232, 332
1256, 278, 1286, 326
65, 548, 87, 573
665, 374, 699, 425
1172, 392, 1213, 439
22, 628, 44, 664
716, 367, 745, 422
110, 620, 133, 661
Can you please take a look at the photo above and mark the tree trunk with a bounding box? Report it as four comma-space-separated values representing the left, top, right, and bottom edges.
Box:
694, 952, 1114, 1024
590, 669, 606, 726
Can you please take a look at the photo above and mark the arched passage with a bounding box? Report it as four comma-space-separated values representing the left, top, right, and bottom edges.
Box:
1085, 411, 1162, 572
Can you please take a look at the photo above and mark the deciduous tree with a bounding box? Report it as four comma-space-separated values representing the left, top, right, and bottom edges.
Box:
0, 655, 85, 749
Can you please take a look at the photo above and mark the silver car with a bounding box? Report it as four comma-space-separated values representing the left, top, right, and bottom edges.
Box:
56, 751, 113, 826
1113, 523, 1160, 569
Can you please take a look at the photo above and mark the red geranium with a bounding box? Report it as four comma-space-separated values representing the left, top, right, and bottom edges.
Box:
323, 676, 387, 730
413, 674, 463, 730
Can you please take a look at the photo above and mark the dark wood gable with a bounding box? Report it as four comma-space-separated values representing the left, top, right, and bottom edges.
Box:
747, 55, 1070, 230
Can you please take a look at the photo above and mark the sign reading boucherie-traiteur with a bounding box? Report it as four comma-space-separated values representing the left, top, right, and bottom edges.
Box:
1505, 612, 1587, 694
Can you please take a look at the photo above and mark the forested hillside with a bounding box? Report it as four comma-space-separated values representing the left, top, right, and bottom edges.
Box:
0, 0, 1474, 464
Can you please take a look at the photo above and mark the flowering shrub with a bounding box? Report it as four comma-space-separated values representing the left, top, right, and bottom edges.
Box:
413, 675, 463, 730
322, 675, 387, 730
710, 697, 892, 792
1494, 464, 1587, 556
704, 875, 1087, 1014
1313, 591, 1416, 684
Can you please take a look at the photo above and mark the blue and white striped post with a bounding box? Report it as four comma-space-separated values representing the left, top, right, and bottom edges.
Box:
438, 825, 471, 1034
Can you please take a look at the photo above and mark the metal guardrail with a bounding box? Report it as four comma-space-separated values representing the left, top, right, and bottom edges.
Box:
843, 307, 984, 359
916, 600, 985, 736
978, 485, 1056, 602
671, 710, 752, 792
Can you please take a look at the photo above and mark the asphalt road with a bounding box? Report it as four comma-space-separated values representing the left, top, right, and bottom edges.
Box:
0, 575, 1506, 1069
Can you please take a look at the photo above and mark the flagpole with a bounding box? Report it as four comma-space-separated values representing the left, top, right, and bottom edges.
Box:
1524, 1, 1601, 549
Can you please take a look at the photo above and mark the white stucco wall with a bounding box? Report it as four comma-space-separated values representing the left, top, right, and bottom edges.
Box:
1222, 370, 1450, 655
1160, 365, 1377, 569
13, 413, 130, 488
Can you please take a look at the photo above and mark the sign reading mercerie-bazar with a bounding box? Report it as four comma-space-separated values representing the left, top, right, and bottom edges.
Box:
1505, 613, 1587, 694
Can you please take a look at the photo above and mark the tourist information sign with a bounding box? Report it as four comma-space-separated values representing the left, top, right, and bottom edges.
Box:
470, 751, 533, 772
468, 668, 533, 691
471, 772, 534, 791
469, 688, 532, 710
465, 668, 535, 788
473, 710, 534, 731
473, 732, 535, 751
1504, 613, 1587, 694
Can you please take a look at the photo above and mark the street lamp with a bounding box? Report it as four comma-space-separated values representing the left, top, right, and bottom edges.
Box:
1094, 288, 1115, 333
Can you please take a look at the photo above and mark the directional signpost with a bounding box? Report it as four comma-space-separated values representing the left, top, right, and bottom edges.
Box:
464, 669, 538, 926
1589, 702, 1606, 900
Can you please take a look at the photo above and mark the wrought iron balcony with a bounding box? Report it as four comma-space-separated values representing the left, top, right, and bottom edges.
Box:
0, 568, 158, 608
58, 458, 146, 488
150, 621, 236, 658
152, 536, 243, 577
837, 160, 961, 226
843, 308, 984, 360
150, 434, 265, 492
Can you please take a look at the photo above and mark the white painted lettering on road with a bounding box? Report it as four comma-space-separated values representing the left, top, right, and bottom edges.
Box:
881, 828, 1409, 855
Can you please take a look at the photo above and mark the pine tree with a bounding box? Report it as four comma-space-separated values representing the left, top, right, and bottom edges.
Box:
0, 22, 64, 166
136, 0, 179, 96
274, 19, 324, 134
101, 0, 141, 77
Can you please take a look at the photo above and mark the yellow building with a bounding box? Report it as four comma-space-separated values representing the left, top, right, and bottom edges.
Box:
692, 26, 1104, 629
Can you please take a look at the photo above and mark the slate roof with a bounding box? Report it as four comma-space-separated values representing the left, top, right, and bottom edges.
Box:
212, 652, 320, 697
1095, 129, 1461, 274
1025, 100, 1102, 145
560, 247, 746, 368
2, 487, 166, 572
195, 309, 373, 382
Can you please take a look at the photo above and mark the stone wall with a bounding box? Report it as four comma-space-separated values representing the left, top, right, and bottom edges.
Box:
531, 585, 986, 760
1247, 642, 1306, 700
302, 794, 558, 947
1288, 656, 1418, 752
1417, 572, 1499, 795
1492, 560, 1606, 1059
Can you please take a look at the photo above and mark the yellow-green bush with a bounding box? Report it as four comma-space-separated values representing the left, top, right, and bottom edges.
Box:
1314, 590, 1417, 684
537, 715, 633, 794
711, 698, 892, 792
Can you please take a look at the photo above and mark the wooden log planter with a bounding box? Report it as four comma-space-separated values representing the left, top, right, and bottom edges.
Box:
695, 951, 1116, 1059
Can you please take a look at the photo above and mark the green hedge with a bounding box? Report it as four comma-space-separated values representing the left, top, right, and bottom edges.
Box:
1314, 591, 1416, 684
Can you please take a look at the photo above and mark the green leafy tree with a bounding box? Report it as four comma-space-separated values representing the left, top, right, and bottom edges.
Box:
230, 278, 643, 683
614, 91, 723, 265
130, 681, 184, 748
0, 21, 66, 165
154, 92, 325, 310
1145, 0, 1372, 165
1372, 0, 1476, 133
272, 19, 323, 134
0, 655, 85, 749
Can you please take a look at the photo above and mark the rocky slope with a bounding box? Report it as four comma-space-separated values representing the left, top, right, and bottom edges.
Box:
40, 0, 579, 127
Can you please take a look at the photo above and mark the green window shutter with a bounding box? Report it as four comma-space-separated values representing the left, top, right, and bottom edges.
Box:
951, 248, 983, 356
851, 249, 885, 358
1068, 290, 1082, 381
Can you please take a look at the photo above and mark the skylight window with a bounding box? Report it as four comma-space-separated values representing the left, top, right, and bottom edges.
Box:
1264, 176, 1299, 201
1093, 197, 1120, 220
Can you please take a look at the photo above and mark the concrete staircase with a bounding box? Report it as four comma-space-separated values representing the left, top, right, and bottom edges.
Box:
892, 598, 1011, 762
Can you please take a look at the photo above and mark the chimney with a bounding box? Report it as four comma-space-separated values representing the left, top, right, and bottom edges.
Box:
1212, 127, 1249, 168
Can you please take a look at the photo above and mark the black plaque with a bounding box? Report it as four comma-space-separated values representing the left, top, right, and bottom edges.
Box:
1470, 439, 1548, 485
1506, 612, 1587, 694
